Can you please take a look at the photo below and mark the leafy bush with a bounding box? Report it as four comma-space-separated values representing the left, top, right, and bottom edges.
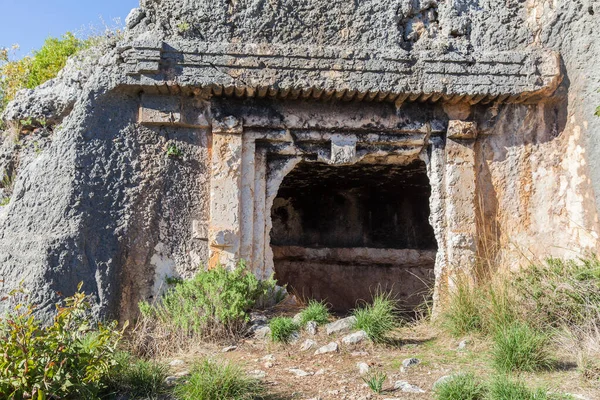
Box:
134, 261, 276, 356
492, 321, 552, 373
434, 374, 486, 400
104, 352, 170, 399
353, 293, 398, 343
0, 284, 124, 399
269, 317, 299, 343
362, 370, 386, 394
1, 33, 85, 113
174, 358, 267, 400
299, 300, 330, 326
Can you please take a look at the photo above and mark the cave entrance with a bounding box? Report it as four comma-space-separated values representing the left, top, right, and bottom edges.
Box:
270, 160, 438, 313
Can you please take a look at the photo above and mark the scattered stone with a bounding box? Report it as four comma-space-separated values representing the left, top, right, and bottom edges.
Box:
457, 339, 469, 351
169, 359, 184, 367
222, 345, 237, 352
165, 376, 179, 386
315, 342, 339, 355
254, 326, 271, 340
357, 362, 370, 375
262, 354, 275, 361
326, 316, 357, 335
402, 358, 421, 368
394, 381, 426, 393
433, 375, 454, 389
288, 331, 301, 344
248, 370, 267, 379
300, 339, 318, 351
264, 362, 274, 368
289, 368, 313, 377
306, 321, 318, 335
342, 330, 368, 345
351, 351, 369, 357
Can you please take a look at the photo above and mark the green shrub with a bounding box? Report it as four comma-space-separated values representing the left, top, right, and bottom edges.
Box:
174, 358, 267, 400
299, 300, 330, 326
353, 293, 398, 343
0, 284, 124, 399
492, 321, 552, 373
513, 257, 600, 328
442, 278, 483, 337
140, 261, 276, 339
1, 33, 85, 113
104, 352, 169, 399
269, 317, 299, 343
434, 374, 486, 400
362, 370, 386, 394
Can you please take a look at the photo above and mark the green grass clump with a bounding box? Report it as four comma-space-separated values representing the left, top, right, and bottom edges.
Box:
434, 374, 486, 400
353, 293, 398, 343
269, 317, 299, 343
174, 359, 267, 400
104, 352, 170, 398
362, 371, 386, 394
487, 375, 572, 400
442, 278, 483, 337
299, 300, 330, 326
492, 321, 552, 373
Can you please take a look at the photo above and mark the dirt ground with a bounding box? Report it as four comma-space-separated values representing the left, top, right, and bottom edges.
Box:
164, 315, 600, 400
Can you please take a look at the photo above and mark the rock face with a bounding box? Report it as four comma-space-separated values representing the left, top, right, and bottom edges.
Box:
0, 0, 599, 321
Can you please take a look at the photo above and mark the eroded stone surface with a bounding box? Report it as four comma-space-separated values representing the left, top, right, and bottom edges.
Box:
0, 0, 598, 322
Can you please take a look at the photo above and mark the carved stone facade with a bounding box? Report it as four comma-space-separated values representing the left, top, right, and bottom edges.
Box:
1, 0, 599, 320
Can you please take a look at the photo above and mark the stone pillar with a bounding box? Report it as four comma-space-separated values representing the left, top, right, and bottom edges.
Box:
208, 116, 243, 269
444, 121, 478, 284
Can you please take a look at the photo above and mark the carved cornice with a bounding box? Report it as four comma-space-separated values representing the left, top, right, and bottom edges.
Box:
120, 39, 561, 104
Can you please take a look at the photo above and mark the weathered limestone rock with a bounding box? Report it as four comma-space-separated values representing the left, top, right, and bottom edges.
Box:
326, 317, 357, 335
342, 331, 369, 345
0, 0, 598, 322
314, 342, 339, 355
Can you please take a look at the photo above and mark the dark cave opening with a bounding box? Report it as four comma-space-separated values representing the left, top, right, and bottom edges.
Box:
270, 160, 437, 312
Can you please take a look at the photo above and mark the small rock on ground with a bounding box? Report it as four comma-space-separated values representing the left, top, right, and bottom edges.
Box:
315, 342, 339, 355
222, 345, 237, 352
300, 339, 318, 351
289, 331, 301, 344
306, 321, 318, 335
248, 370, 267, 379
289, 368, 313, 377
457, 339, 469, 350
402, 358, 421, 369
394, 381, 426, 393
357, 362, 370, 375
342, 330, 368, 345
254, 326, 271, 340
326, 316, 357, 335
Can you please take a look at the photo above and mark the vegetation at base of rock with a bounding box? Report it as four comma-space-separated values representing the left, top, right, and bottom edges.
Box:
174, 358, 268, 400
269, 317, 299, 343
492, 321, 552, 372
441, 277, 484, 337
299, 300, 330, 326
0, 284, 125, 399
134, 261, 276, 356
487, 375, 572, 400
0, 33, 85, 113
433, 374, 486, 400
362, 370, 386, 395
352, 293, 398, 343
104, 352, 170, 399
